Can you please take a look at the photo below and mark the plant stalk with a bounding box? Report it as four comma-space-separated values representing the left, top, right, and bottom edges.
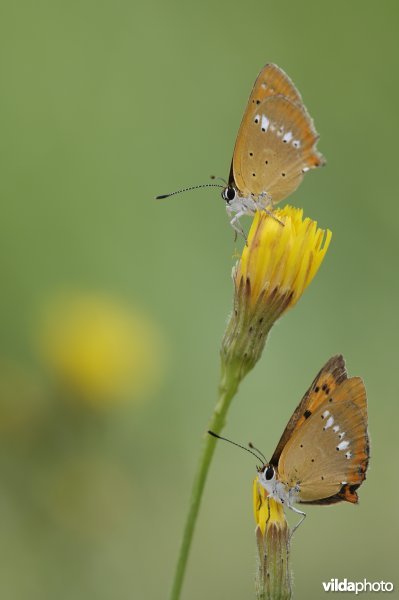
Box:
169, 361, 241, 600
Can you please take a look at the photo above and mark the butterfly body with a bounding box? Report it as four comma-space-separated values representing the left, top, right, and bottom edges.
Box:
224, 189, 272, 231
257, 356, 369, 528
223, 63, 325, 233
258, 467, 300, 507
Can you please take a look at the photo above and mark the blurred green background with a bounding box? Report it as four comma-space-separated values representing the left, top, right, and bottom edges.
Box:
0, 0, 398, 598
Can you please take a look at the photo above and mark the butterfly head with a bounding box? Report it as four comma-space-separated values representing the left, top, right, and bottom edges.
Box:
258, 463, 275, 480
221, 186, 237, 204
258, 463, 283, 500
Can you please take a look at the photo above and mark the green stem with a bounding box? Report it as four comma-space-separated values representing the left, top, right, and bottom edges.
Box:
169, 362, 241, 600
169, 291, 275, 599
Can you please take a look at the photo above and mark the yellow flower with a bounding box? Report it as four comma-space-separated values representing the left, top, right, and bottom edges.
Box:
221, 207, 331, 380
37, 292, 164, 407
237, 206, 332, 311
253, 478, 286, 536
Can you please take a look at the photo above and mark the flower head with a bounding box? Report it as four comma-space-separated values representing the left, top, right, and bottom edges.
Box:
253, 479, 291, 599
253, 478, 286, 535
237, 206, 331, 311
221, 207, 331, 380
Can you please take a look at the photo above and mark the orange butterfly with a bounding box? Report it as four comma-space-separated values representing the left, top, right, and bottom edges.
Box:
211, 355, 369, 532
157, 64, 325, 235
223, 63, 325, 233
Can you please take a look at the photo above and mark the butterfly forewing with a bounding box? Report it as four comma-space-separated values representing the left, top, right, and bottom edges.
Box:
270, 355, 347, 466
243, 63, 303, 110
277, 376, 368, 504
231, 63, 325, 203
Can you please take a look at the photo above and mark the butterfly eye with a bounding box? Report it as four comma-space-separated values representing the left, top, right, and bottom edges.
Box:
222, 187, 236, 203
265, 465, 274, 480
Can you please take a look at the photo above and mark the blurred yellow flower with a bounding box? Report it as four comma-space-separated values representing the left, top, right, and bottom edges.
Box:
37, 292, 164, 407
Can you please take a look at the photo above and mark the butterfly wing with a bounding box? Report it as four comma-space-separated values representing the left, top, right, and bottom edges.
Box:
270, 355, 347, 466
230, 64, 325, 202
276, 375, 368, 504
242, 63, 304, 109
232, 95, 325, 201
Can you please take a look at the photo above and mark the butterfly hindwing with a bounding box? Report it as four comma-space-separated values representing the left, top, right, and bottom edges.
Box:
233, 95, 325, 201
231, 64, 325, 202
276, 376, 368, 504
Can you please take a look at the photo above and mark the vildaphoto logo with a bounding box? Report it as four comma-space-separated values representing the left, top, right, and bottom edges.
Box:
322, 579, 394, 594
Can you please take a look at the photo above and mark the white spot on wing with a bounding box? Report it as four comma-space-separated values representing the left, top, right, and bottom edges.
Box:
302, 167, 310, 173
333, 425, 340, 433
293, 140, 301, 148
324, 416, 334, 429
282, 131, 293, 143
345, 452, 352, 460
337, 440, 350, 451
339, 431, 346, 439
261, 115, 269, 132
254, 114, 260, 124
322, 410, 330, 419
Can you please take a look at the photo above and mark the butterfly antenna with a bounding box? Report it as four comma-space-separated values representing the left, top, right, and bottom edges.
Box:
248, 442, 267, 463
210, 175, 228, 185
155, 183, 224, 200
208, 430, 264, 464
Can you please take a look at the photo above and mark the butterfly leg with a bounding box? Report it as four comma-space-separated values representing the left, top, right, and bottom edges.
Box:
229, 211, 248, 244
265, 496, 272, 529
264, 208, 285, 227
256, 193, 284, 227
287, 504, 307, 538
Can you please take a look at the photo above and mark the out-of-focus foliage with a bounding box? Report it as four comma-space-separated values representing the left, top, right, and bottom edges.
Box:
0, 1, 397, 598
